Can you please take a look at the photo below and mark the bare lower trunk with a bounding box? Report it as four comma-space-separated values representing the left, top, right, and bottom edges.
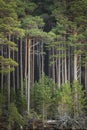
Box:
41, 41, 44, 75
62, 48, 64, 84
7, 34, 11, 107
20, 38, 23, 95
52, 47, 55, 82
13, 50, 15, 93
74, 53, 78, 117
38, 43, 41, 79
16, 42, 19, 90
64, 49, 67, 83
7, 69, 10, 107
1, 71, 3, 92
58, 47, 61, 89
74, 54, 78, 80
12, 36, 15, 93
56, 57, 58, 84
25, 38, 28, 98
78, 55, 81, 83
27, 38, 31, 114
85, 63, 87, 96
48, 49, 51, 78
1, 45, 3, 92
68, 46, 70, 83
32, 39, 35, 85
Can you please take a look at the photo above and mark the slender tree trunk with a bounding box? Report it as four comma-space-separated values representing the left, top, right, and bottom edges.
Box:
32, 39, 35, 85
12, 36, 15, 93
52, 47, 55, 82
36, 42, 41, 80
38, 43, 41, 79
30, 39, 35, 87
7, 34, 11, 107
27, 37, 31, 114
64, 48, 67, 83
41, 40, 44, 75
62, 45, 64, 84
85, 62, 87, 96
25, 38, 28, 98
12, 50, 15, 93
30, 39, 35, 108
77, 55, 81, 83
20, 38, 23, 95
55, 53, 58, 84
48, 49, 51, 78
1, 45, 3, 92
73, 31, 78, 117
68, 46, 70, 83
16, 40, 19, 90
30, 40, 32, 87
74, 53, 78, 117
74, 53, 78, 80
58, 45, 61, 88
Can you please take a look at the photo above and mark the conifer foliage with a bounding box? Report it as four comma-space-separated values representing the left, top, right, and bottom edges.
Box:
0, 0, 87, 129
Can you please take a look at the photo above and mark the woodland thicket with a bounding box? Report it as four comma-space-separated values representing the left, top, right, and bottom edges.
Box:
0, 0, 87, 129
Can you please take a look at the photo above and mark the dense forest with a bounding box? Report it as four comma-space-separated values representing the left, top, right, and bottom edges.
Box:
0, 0, 87, 129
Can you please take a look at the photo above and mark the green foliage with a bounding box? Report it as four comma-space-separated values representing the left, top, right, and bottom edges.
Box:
72, 81, 87, 117
13, 28, 25, 38
22, 16, 44, 29
0, 108, 2, 116
31, 74, 55, 118
68, 0, 87, 26
0, 56, 18, 73
31, 73, 86, 119
15, 91, 27, 114
8, 103, 24, 127
0, 92, 6, 116
21, 15, 47, 39
0, 0, 87, 128
58, 83, 73, 116
0, 91, 26, 129
57, 81, 87, 117
26, 28, 47, 39
47, 31, 56, 42
0, 92, 6, 106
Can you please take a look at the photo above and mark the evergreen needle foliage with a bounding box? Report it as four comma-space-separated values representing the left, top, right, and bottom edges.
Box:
0, 0, 87, 129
